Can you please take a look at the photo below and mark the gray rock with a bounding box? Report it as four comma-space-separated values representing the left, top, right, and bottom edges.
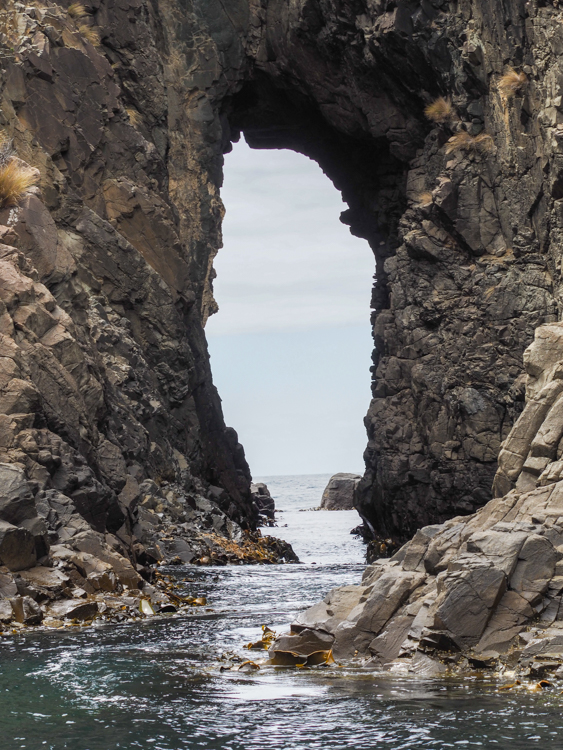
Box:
10, 596, 43, 625
0, 521, 36, 571
0, 464, 36, 526
18, 566, 69, 591
0, 599, 12, 624
433, 565, 506, 648
47, 600, 98, 621
292, 585, 369, 636
320, 474, 361, 511
0, 570, 17, 598
250, 483, 276, 521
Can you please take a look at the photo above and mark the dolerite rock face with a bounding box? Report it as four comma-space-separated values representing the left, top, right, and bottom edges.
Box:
320, 474, 361, 510
271, 325, 563, 676
1, 0, 563, 556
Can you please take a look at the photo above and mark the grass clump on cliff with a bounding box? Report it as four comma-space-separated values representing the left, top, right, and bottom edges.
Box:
416, 191, 433, 206
498, 68, 527, 97
79, 24, 100, 46
0, 148, 39, 210
424, 97, 455, 124
126, 108, 143, 128
445, 130, 494, 155
68, 3, 89, 19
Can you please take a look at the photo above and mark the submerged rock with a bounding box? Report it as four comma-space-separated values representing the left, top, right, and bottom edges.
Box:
320, 474, 361, 511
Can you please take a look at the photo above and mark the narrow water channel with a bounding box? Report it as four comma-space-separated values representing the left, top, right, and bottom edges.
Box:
2, 475, 563, 750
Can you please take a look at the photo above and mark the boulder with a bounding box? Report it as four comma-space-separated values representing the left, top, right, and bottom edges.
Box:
70, 532, 142, 589
0, 521, 36, 571
10, 595, 43, 625
0, 599, 12, 623
0, 568, 17, 597
47, 599, 98, 621
18, 566, 69, 591
292, 584, 370, 635
320, 474, 361, 510
270, 629, 334, 659
250, 483, 276, 521
0, 464, 36, 525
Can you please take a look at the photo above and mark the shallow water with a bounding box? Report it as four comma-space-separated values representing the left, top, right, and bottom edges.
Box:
2, 474, 563, 750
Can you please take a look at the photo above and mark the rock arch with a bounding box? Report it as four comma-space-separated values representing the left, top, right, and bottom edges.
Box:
0, 0, 559, 549
160, 0, 555, 540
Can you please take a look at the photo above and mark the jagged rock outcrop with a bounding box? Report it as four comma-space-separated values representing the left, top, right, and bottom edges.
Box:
155, 0, 563, 541
250, 482, 276, 523
3, 0, 563, 570
0, 1, 302, 615
320, 473, 360, 510
271, 324, 563, 676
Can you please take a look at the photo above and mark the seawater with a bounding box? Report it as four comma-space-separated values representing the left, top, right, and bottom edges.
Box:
1, 474, 563, 750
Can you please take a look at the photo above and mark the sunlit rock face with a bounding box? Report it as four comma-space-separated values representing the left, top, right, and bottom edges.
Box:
1, 0, 563, 556
271, 325, 563, 674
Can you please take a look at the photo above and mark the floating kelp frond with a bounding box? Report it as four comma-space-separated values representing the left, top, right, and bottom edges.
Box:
268, 649, 335, 667
246, 625, 277, 650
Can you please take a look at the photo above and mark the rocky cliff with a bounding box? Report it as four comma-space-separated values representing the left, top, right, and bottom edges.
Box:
161, 0, 563, 543
0, 0, 302, 624
1, 0, 563, 566
271, 323, 563, 677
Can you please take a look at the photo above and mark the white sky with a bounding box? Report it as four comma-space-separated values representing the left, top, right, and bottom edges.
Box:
206, 139, 375, 476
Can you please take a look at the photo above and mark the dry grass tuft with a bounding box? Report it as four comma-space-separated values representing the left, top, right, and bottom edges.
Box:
0, 159, 39, 209
498, 68, 527, 97
424, 97, 455, 124
68, 3, 89, 19
445, 130, 494, 155
416, 191, 434, 205
79, 24, 100, 46
126, 108, 143, 128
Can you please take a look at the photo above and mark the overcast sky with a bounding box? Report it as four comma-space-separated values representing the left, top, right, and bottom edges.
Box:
206, 139, 375, 476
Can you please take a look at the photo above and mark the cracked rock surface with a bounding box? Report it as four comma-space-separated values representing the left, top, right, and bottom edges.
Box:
273, 324, 563, 676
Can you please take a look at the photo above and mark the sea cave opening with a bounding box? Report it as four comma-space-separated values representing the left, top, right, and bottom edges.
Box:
206, 137, 375, 496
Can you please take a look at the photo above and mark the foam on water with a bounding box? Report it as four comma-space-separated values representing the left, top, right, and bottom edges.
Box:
1, 475, 562, 749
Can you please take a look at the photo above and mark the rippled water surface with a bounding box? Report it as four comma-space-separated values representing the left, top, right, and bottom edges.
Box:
2, 474, 563, 750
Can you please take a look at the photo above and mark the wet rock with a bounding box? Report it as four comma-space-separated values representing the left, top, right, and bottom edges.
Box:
320, 474, 361, 511
270, 629, 334, 659
47, 600, 98, 621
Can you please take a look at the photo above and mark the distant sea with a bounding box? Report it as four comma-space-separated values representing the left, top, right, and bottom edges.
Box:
254, 473, 365, 566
